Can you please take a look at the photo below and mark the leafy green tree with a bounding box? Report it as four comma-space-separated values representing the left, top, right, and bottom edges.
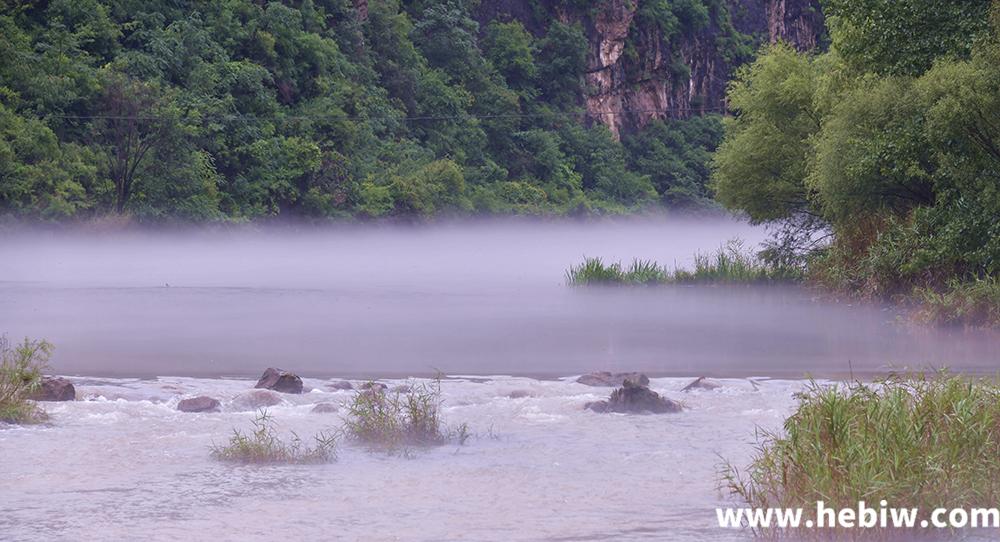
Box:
825, 0, 991, 76
712, 44, 823, 222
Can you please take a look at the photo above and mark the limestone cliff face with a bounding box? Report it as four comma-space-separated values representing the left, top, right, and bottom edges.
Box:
478, 0, 825, 138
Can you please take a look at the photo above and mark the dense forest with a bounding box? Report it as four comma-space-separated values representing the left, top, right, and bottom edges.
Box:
713, 0, 999, 324
0, 0, 787, 222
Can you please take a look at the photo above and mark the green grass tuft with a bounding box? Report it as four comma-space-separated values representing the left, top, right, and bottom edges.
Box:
0, 336, 52, 424
211, 409, 337, 464
721, 372, 1000, 536
344, 379, 469, 453
566, 240, 802, 286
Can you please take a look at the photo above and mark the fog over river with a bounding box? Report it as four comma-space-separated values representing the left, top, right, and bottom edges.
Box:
1, 217, 996, 377
1, 218, 997, 541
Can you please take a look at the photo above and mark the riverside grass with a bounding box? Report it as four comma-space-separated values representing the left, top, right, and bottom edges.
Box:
565, 240, 801, 286
721, 372, 1000, 536
0, 336, 52, 424
211, 409, 337, 464
344, 379, 469, 453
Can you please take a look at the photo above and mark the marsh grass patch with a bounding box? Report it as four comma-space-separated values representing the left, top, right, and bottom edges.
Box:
720, 371, 1000, 537
211, 409, 337, 464
565, 240, 801, 286
344, 378, 470, 453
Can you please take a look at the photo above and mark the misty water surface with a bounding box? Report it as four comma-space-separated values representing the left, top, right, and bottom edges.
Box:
1, 217, 996, 377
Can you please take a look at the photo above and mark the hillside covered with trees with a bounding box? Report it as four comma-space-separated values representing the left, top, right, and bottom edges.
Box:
1, 0, 816, 222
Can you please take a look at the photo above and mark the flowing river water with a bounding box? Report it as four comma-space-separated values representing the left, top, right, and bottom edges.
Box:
1, 218, 998, 541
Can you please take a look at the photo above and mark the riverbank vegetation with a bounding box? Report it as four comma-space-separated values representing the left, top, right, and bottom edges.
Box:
722, 372, 1000, 535
211, 409, 337, 464
0, 337, 52, 424
344, 380, 469, 453
565, 241, 801, 286
712, 0, 1000, 327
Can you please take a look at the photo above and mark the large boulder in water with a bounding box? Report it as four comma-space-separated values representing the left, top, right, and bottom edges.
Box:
28, 376, 76, 401
576, 371, 649, 387
585, 380, 682, 414
177, 396, 221, 413
254, 368, 303, 394
233, 389, 283, 410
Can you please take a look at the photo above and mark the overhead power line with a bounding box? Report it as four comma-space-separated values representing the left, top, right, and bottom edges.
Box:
42, 106, 729, 123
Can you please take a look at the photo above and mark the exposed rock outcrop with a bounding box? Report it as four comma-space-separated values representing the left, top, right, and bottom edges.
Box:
585, 380, 682, 414
576, 371, 650, 387
254, 368, 303, 394
177, 396, 221, 413
475, 0, 825, 138
28, 377, 75, 401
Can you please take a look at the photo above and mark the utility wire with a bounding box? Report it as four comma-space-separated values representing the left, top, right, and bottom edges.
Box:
42, 106, 729, 122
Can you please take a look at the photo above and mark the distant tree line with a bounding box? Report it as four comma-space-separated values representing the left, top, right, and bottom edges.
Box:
0, 0, 737, 222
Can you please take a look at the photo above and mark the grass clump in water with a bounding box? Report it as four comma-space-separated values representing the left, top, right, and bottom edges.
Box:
565, 240, 801, 286
721, 372, 1000, 536
344, 379, 469, 453
0, 336, 52, 424
211, 409, 337, 464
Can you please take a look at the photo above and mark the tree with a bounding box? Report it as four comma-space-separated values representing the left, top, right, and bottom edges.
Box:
92, 72, 178, 213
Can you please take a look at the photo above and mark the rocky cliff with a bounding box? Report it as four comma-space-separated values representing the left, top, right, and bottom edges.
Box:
477, 0, 824, 138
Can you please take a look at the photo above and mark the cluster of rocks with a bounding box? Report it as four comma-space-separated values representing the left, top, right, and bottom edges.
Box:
178, 367, 304, 413
34, 366, 724, 417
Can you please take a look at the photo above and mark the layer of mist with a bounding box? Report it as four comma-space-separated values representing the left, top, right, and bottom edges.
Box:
1, 217, 996, 377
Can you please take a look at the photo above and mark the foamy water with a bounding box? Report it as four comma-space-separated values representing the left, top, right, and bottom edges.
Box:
0, 375, 800, 541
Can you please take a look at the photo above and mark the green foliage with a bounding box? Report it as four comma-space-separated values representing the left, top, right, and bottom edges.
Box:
0, 337, 52, 424
714, 7, 1000, 323
211, 409, 337, 464
711, 44, 823, 222
0, 0, 733, 221
723, 372, 1000, 534
624, 116, 724, 206
344, 379, 469, 453
826, 0, 991, 76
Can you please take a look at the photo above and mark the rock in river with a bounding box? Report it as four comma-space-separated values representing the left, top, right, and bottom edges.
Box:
586, 380, 682, 414
681, 377, 722, 392
28, 376, 76, 401
576, 371, 649, 387
254, 368, 303, 394
311, 402, 339, 413
177, 396, 221, 413
233, 389, 283, 410
327, 380, 354, 390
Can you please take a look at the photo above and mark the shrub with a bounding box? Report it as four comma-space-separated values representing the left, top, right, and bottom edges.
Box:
211, 410, 337, 464
0, 336, 52, 424
344, 379, 469, 453
721, 372, 1000, 536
